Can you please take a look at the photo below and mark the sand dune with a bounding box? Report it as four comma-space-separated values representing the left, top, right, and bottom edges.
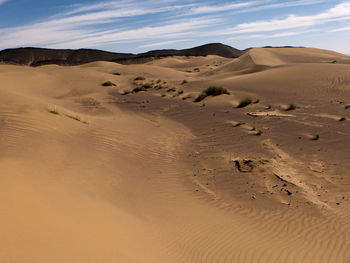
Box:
1, 47, 350, 262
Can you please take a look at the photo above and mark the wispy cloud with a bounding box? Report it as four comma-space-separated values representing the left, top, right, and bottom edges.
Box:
0, 0, 7, 5
188, 2, 256, 15
235, 0, 329, 14
0, 0, 349, 52
139, 39, 188, 49
332, 25, 350, 32
228, 29, 319, 40
49, 18, 219, 49
227, 2, 350, 34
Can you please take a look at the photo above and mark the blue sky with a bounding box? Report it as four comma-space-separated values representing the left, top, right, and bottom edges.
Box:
1, 0, 350, 54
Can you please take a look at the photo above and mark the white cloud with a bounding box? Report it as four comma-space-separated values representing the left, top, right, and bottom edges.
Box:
228, 30, 315, 40
0, 0, 349, 51
228, 2, 350, 34
235, 0, 328, 14
47, 18, 219, 49
139, 39, 187, 49
332, 24, 350, 31
0, 0, 7, 5
189, 2, 256, 15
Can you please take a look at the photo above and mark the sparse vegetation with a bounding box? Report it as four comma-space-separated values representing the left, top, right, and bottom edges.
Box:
167, 88, 176, 92
310, 134, 320, 141
122, 90, 132, 95
134, 76, 146, 81
194, 86, 230, 102
194, 68, 200, 72
161, 94, 166, 97
132, 87, 147, 93
113, 72, 121, 75
154, 84, 167, 90
49, 108, 59, 115
156, 79, 161, 83
256, 130, 263, 136
102, 81, 116, 87
65, 114, 89, 124
141, 83, 153, 89
233, 122, 245, 127
178, 90, 184, 95
285, 104, 297, 111
236, 97, 253, 108
339, 117, 346, 122
186, 70, 192, 73
181, 79, 188, 85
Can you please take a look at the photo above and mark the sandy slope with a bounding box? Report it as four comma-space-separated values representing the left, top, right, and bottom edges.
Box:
1, 48, 350, 262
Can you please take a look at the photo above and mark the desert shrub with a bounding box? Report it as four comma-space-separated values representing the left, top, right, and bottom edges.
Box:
339, 117, 346, 122
236, 97, 253, 108
310, 134, 320, 140
178, 90, 184, 95
132, 87, 147, 93
233, 122, 245, 127
49, 108, 59, 115
122, 90, 132, 95
113, 72, 121, 75
186, 70, 192, 73
141, 83, 153, 89
134, 76, 146, 81
181, 80, 188, 85
286, 104, 297, 111
102, 81, 116, 87
194, 68, 200, 72
167, 88, 176, 92
194, 86, 230, 102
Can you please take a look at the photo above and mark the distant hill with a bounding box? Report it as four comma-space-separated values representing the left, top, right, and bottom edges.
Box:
0, 43, 244, 67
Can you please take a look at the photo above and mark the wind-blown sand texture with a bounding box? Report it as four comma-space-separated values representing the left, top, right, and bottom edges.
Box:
1, 47, 350, 262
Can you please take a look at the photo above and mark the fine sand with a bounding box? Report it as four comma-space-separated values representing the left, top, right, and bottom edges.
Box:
1, 47, 350, 262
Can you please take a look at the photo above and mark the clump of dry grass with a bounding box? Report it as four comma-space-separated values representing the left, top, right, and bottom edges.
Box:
134, 76, 146, 81
122, 90, 132, 95
48, 108, 59, 115
285, 104, 297, 111
194, 86, 230, 102
101, 81, 116, 87
232, 122, 245, 127
236, 97, 253, 108
132, 87, 147, 93
310, 134, 320, 141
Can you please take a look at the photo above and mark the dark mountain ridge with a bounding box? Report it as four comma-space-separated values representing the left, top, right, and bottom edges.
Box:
0, 43, 244, 67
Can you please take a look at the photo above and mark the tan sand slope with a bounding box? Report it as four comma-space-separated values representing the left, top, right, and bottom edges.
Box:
1, 47, 350, 262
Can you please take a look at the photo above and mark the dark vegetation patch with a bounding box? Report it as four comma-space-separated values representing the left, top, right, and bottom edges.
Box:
194, 86, 230, 102
285, 104, 297, 111
102, 81, 116, 87
236, 97, 253, 108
